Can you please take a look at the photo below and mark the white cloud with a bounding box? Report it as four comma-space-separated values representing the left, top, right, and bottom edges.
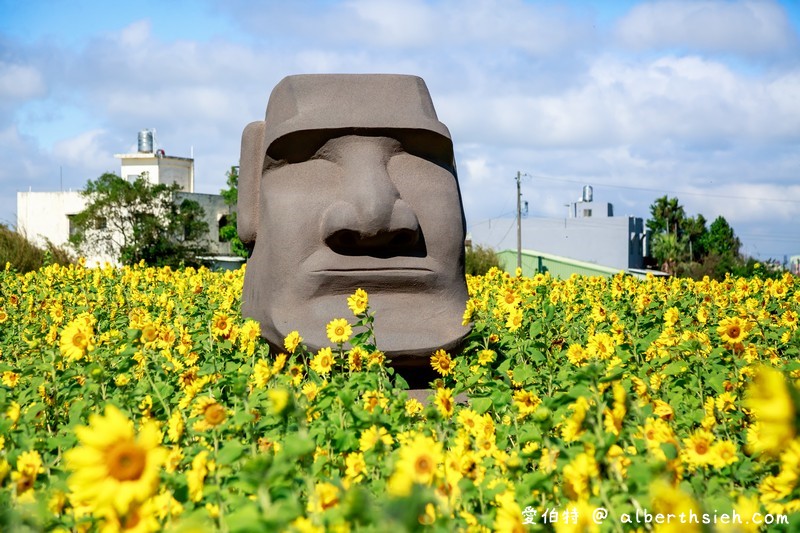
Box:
119, 19, 152, 48
52, 129, 109, 170
0, 62, 46, 102
615, 0, 797, 55
343, 0, 438, 46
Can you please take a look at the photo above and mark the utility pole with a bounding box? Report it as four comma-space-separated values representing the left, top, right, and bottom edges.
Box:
516, 171, 522, 271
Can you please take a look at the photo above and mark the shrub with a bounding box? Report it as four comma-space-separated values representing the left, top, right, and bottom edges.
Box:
464, 244, 501, 276
0, 224, 73, 273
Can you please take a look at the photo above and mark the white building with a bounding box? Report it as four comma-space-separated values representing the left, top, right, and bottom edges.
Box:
468, 186, 662, 277
17, 130, 238, 267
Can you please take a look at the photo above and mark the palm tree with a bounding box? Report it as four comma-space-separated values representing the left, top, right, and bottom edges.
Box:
652, 232, 687, 275
647, 196, 686, 236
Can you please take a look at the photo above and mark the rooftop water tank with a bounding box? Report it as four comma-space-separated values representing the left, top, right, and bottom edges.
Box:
582, 185, 593, 203
138, 130, 154, 153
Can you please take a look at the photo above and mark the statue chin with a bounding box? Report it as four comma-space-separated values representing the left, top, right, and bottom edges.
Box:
244, 289, 470, 363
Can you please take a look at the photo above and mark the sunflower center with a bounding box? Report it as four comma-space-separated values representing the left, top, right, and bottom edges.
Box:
695, 442, 709, 455
15, 475, 34, 494
107, 441, 146, 481
728, 326, 740, 338
204, 404, 227, 426
415, 455, 432, 474
72, 331, 86, 348
142, 327, 157, 342
123, 508, 142, 529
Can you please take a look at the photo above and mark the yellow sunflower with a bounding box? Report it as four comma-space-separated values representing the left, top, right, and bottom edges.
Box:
308, 481, 340, 514
745, 366, 796, 456
326, 318, 352, 344
358, 425, 394, 452
310, 347, 335, 375
59, 316, 95, 361
344, 452, 367, 484
708, 440, 739, 468
347, 288, 369, 316
362, 390, 388, 414
210, 312, 232, 338
191, 397, 228, 431
512, 389, 541, 419
283, 330, 303, 353
348, 346, 367, 372
396, 433, 443, 486
681, 428, 715, 470
405, 398, 424, 416
717, 316, 749, 345
505, 307, 523, 332
477, 349, 495, 365
12, 450, 43, 501
430, 349, 454, 376
65, 405, 166, 516
434, 387, 455, 418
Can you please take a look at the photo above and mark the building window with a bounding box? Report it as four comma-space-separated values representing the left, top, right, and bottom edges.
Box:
68, 214, 106, 235
67, 214, 78, 238
583, 209, 592, 217
218, 215, 228, 242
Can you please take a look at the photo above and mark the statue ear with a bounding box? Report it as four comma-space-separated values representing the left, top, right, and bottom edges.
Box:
238, 121, 266, 244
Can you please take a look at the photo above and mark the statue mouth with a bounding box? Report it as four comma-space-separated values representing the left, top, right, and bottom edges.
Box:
304, 251, 439, 291
313, 266, 433, 274
309, 266, 436, 285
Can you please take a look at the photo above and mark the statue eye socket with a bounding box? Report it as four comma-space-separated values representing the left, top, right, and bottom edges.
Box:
264, 129, 455, 175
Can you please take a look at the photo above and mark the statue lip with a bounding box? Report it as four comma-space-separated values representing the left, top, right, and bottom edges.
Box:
309, 266, 436, 283
304, 251, 438, 275
313, 266, 433, 273
304, 252, 439, 289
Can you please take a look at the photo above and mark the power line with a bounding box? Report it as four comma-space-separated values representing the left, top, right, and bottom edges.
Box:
528, 174, 800, 204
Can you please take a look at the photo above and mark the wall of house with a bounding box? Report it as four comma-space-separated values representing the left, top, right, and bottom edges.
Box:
17, 191, 85, 248
175, 192, 233, 256
469, 215, 648, 271
117, 153, 194, 192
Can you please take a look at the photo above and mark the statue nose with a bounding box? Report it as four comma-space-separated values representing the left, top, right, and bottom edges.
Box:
321, 137, 422, 256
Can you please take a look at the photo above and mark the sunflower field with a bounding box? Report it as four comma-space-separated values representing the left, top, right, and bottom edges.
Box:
0, 262, 799, 532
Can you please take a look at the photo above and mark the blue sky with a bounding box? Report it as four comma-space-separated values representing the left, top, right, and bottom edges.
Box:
2, 0, 800, 260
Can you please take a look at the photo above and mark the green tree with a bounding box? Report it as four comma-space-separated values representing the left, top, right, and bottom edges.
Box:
651, 232, 687, 275
218, 166, 249, 258
701, 216, 741, 258
69, 173, 211, 267
647, 196, 686, 236
464, 245, 501, 276
697, 216, 742, 279
682, 213, 708, 262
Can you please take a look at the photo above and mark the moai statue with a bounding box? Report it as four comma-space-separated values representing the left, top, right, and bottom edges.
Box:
238, 74, 469, 369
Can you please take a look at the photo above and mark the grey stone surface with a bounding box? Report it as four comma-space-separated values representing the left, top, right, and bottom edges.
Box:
238, 74, 470, 366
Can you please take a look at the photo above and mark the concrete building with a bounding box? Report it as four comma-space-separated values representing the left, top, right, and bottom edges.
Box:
789, 255, 800, 276
17, 130, 240, 268
468, 186, 661, 278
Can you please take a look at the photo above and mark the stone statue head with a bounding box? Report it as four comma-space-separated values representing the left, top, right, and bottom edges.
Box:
238, 74, 469, 367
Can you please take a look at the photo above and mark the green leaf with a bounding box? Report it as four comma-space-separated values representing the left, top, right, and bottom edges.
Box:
513, 364, 535, 384
281, 434, 315, 459
217, 440, 246, 464
471, 396, 493, 414
225, 503, 264, 533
